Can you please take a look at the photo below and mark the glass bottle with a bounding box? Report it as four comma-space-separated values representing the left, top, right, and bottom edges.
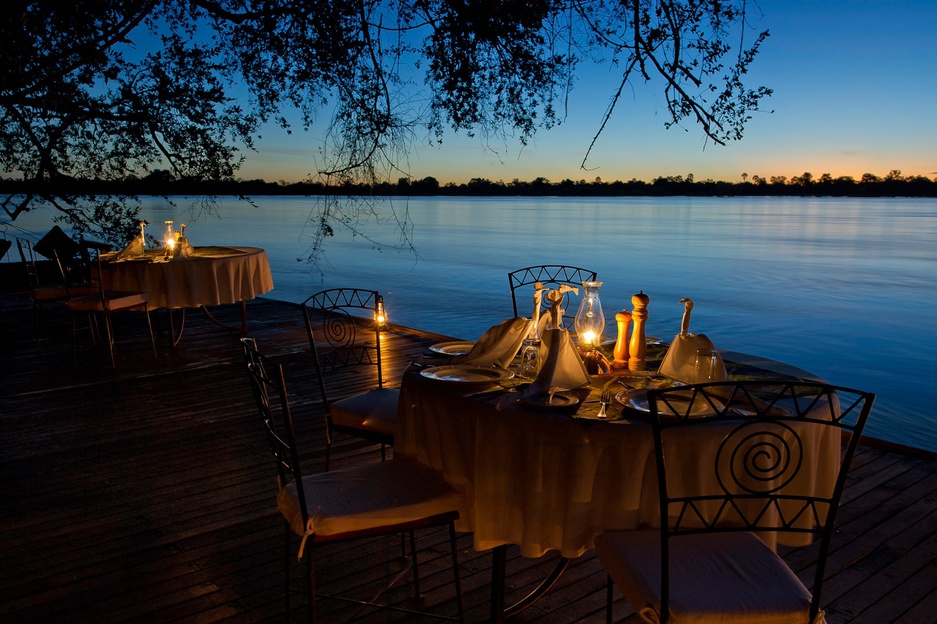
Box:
574, 281, 605, 350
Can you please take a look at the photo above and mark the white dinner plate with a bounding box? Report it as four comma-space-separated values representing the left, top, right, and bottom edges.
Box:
420, 365, 513, 386
616, 389, 723, 419
519, 392, 580, 409
428, 341, 475, 356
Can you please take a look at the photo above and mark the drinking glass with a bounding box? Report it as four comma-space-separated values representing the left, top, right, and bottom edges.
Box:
517, 338, 542, 379
694, 348, 719, 382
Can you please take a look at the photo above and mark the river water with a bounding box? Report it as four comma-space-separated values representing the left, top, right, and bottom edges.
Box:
8, 195, 936, 452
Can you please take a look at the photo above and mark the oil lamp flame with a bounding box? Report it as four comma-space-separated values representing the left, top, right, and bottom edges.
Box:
374, 299, 388, 328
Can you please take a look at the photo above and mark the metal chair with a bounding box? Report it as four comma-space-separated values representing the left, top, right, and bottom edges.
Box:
240, 338, 464, 624
15, 237, 96, 347
595, 380, 875, 624
66, 245, 155, 368
301, 288, 396, 471
507, 265, 597, 328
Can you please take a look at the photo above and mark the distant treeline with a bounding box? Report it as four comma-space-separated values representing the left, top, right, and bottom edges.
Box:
3, 169, 936, 198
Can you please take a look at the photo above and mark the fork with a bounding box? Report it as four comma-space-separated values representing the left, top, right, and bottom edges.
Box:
597, 388, 611, 419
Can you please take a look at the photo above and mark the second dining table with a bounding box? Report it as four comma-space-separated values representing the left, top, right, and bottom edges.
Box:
101, 245, 274, 344
395, 345, 835, 622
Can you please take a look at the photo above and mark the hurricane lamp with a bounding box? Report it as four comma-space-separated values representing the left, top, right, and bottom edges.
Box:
374, 299, 388, 330
163, 220, 174, 249
574, 281, 605, 351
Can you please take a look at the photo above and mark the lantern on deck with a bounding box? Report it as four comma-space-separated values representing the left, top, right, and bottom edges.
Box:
374, 298, 388, 330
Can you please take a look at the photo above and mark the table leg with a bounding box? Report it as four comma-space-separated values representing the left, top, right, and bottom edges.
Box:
166, 308, 186, 348
489, 546, 571, 622
200, 300, 249, 335
490, 545, 507, 624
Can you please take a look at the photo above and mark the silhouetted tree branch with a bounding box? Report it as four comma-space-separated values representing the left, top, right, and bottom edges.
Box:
1, 0, 772, 257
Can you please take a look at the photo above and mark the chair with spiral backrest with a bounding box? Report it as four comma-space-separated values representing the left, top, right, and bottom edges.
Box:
302, 288, 396, 471
66, 243, 155, 368
240, 338, 464, 624
508, 265, 597, 330
595, 380, 874, 624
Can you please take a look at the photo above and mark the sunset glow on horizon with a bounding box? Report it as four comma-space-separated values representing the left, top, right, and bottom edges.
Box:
237, 0, 937, 186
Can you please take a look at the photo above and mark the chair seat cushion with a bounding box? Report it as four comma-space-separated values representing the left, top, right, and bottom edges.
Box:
31, 285, 73, 302
595, 530, 814, 624
67, 291, 150, 312
330, 387, 399, 438
31, 283, 98, 301
278, 456, 461, 539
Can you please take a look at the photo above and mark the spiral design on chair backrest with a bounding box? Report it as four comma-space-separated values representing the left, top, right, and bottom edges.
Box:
322, 309, 356, 349
716, 421, 803, 495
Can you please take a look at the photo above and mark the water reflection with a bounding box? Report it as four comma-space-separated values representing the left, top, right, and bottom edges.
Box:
9, 195, 936, 452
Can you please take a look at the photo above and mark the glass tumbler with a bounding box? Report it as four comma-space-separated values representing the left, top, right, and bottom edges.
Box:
694, 348, 719, 382
518, 338, 542, 379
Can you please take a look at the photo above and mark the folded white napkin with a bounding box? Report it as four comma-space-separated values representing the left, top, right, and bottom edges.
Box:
658, 297, 728, 384
115, 236, 144, 259
451, 317, 532, 369
659, 332, 728, 384
534, 328, 590, 390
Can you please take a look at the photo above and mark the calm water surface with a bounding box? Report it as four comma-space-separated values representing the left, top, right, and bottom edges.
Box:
10, 195, 937, 452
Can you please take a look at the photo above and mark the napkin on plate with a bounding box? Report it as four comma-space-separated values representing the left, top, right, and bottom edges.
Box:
450, 317, 532, 369
114, 236, 144, 259
534, 328, 590, 390
496, 327, 590, 410
658, 298, 728, 384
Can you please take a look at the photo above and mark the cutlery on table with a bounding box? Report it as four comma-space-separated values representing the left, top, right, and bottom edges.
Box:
597, 388, 611, 419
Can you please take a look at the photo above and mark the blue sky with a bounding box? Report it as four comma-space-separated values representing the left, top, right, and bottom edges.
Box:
238, 0, 937, 185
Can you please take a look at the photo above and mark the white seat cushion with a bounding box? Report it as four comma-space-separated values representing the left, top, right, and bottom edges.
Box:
67, 291, 150, 313
32, 285, 70, 301
596, 530, 814, 624
277, 456, 461, 538
330, 387, 399, 438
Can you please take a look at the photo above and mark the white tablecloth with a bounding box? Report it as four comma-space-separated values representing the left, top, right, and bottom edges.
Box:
396, 368, 840, 559
101, 246, 274, 310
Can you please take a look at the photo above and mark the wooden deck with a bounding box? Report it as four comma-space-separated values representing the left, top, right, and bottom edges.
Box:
2, 293, 936, 624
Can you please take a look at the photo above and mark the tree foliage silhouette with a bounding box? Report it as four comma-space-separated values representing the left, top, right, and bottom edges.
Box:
1, 0, 771, 253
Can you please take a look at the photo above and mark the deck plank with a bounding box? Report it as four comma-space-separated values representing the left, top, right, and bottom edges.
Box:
2, 293, 936, 623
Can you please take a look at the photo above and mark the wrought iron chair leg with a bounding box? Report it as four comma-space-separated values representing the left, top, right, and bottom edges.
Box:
103, 312, 117, 368
306, 546, 316, 624
606, 574, 613, 624
144, 308, 156, 356
284, 525, 292, 623
409, 530, 422, 598
449, 521, 465, 624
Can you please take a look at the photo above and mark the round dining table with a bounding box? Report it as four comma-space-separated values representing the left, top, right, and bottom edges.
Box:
101, 246, 274, 343
396, 347, 834, 622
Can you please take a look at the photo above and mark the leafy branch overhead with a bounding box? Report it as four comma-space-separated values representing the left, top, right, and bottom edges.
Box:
0, 0, 771, 246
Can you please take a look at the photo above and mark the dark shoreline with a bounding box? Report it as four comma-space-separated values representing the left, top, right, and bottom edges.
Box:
3, 173, 936, 198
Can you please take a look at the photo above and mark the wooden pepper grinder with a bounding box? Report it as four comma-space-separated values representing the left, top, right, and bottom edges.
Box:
612, 309, 632, 369
628, 291, 650, 371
